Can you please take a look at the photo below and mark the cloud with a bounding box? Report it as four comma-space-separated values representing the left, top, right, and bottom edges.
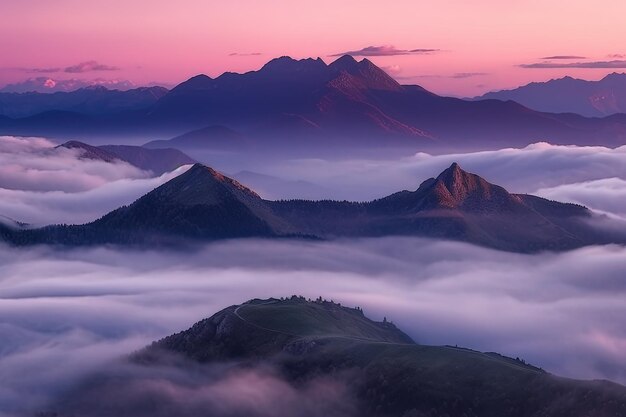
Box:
393, 72, 487, 81
520, 59, 626, 69
608, 54, 626, 59
1, 238, 626, 415
10, 61, 121, 74
381, 64, 402, 74
228, 52, 263, 56
539, 55, 587, 60
536, 177, 626, 219
64, 60, 120, 73
21, 66, 62, 73
0, 77, 135, 93
450, 72, 488, 79
0, 136, 189, 225
330, 45, 439, 57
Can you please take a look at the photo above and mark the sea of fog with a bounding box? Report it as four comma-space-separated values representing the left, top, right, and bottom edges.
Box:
1, 135, 626, 416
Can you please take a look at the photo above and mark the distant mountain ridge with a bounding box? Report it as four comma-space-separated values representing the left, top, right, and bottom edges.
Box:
143, 125, 246, 150
2, 56, 626, 150
52, 297, 626, 417
2, 162, 623, 252
0, 85, 168, 118
58, 140, 195, 175
474, 73, 626, 117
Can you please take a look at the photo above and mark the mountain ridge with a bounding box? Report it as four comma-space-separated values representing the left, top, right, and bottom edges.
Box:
474, 73, 626, 117
2, 162, 622, 252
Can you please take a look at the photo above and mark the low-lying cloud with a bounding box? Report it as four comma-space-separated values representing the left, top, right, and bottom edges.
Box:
0, 136, 190, 225
58, 363, 356, 417
1, 238, 625, 415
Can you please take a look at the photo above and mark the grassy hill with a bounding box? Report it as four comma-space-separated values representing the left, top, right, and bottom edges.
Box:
134, 296, 626, 417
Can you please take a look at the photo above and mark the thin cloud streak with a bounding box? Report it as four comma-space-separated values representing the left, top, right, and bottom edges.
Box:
228, 52, 263, 56
64, 61, 120, 73
539, 55, 587, 60
10, 61, 120, 74
330, 45, 439, 57
520, 60, 626, 69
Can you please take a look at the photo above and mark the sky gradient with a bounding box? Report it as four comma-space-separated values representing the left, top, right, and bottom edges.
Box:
2, 0, 626, 96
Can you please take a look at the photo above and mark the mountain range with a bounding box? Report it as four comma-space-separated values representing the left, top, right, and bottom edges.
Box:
48, 297, 626, 417
2, 162, 622, 252
0, 85, 168, 118
1, 56, 626, 151
475, 73, 626, 117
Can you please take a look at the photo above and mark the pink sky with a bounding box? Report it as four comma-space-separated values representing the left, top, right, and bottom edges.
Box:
1, 0, 626, 96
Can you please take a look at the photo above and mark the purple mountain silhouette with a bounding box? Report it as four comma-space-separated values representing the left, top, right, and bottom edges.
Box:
2, 57, 626, 150
475, 73, 626, 117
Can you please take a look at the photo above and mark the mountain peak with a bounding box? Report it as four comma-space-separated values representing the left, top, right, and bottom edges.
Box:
171, 74, 214, 92
161, 163, 261, 205
329, 55, 359, 72
422, 162, 519, 210
602, 72, 626, 81
261, 56, 328, 73
328, 55, 402, 91
436, 162, 467, 187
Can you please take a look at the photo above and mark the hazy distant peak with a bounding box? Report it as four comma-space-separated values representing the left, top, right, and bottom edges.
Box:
57, 140, 120, 162
475, 72, 626, 116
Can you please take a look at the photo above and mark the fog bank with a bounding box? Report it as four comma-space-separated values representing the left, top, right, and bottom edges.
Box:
1, 238, 625, 414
